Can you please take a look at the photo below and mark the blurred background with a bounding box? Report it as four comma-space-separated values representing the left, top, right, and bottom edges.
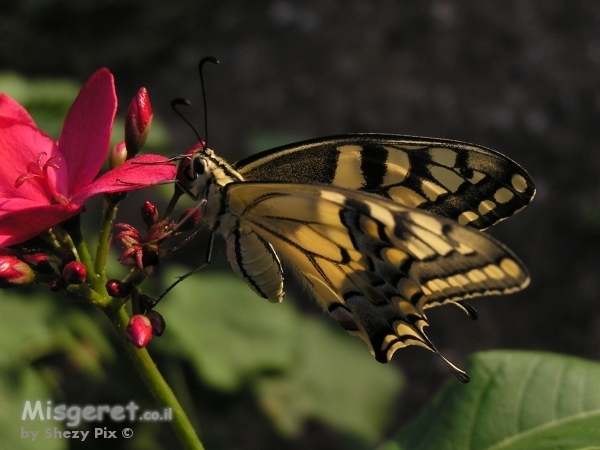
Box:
1, 1, 600, 449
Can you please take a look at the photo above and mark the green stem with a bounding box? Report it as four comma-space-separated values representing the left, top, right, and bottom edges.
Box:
95, 196, 120, 282
106, 305, 204, 450
67, 283, 110, 308
62, 216, 107, 296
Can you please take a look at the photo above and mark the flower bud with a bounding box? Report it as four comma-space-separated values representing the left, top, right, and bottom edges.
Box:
0, 255, 35, 287
62, 261, 87, 284
106, 279, 131, 298
109, 141, 128, 169
126, 314, 153, 348
177, 207, 202, 232
146, 310, 166, 336
141, 201, 159, 228
125, 87, 153, 158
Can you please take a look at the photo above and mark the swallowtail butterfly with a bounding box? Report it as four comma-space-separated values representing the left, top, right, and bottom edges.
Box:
175, 134, 534, 381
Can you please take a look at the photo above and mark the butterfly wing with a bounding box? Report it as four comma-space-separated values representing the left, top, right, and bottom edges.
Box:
224, 181, 528, 376
234, 134, 535, 230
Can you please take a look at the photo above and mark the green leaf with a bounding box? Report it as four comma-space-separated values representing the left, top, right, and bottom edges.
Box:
157, 269, 298, 391
0, 365, 65, 450
0, 290, 112, 376
381, 350, 600, 450
255, 317, 404, 443
0, 291, 58, 368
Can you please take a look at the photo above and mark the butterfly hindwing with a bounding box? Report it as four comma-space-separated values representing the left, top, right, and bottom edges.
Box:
234, 134, 535, 230
224, 182, 528, 371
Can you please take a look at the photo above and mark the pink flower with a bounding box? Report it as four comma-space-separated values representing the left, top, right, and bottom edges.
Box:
0, 68, 177, 247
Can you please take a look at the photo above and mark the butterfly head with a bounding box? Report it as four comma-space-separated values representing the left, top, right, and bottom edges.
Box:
175, 144, 243, 202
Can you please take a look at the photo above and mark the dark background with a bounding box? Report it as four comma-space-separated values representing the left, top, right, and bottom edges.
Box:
2, 0, 600, 447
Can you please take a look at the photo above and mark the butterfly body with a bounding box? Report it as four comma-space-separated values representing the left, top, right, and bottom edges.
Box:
177, 134, 535, 380
182, 148, 285, 303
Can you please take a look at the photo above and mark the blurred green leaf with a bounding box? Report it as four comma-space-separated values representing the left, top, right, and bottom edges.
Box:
0, 365, 65, 450
380, 350, 600, 450
157, 269, 298, 391
255, 317, 403, 442
0, 290, 113, 376
0, 291, 58, 368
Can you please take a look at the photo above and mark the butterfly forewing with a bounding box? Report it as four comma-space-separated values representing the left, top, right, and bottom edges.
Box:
224, 182, 529, 365
234, 134, 535, 230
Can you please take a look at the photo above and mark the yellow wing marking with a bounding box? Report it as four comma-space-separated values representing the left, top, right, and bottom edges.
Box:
382, 146, 409, 186
387, 186, 427, 207
458, 210, 480, 225
429, 147, 457, 167
332, 145, 364, 189
494, 187, 514, 204
511, 174, 528, 193
429, 166, 465, 192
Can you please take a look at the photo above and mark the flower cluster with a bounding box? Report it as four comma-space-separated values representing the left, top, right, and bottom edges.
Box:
0, 69, 175, 246
0, 68, 180, 347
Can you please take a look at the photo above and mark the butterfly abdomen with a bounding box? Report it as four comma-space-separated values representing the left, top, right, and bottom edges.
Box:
225, 225, 284, 303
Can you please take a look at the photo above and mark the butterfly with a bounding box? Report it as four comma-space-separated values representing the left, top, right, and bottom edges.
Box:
174, 133, 535, 382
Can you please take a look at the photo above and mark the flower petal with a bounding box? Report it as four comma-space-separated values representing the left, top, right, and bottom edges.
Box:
0, 119, 58, 202
57, 68, 117, 196
70, 154, 176, 205
0, 94, 36, 126
0, 199, 82, 247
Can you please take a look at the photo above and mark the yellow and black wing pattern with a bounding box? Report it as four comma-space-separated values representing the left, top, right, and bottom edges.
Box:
224, 182, 530, 381
234, 134, 535, 230
186, 133, 534, 381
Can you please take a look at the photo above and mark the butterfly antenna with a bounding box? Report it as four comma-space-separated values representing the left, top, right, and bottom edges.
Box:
171, 98, 203, 143
198, 56, 219, 150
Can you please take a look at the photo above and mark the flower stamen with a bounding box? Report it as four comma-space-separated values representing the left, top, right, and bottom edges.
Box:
15, 152, 69, 205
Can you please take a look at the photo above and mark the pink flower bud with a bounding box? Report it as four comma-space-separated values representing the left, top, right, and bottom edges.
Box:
141, 201, 159, 228
106, 279, 131, 298
146, 310, 166, 336
0, 255, 35, 287
177, 207, 202, 232
125, 87, 153, 157
62, 261, 87, 284
126, 314, 153, 348
109, 141, 128, 169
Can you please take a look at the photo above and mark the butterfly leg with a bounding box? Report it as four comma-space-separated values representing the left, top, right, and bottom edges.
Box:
155, 231, 214, 304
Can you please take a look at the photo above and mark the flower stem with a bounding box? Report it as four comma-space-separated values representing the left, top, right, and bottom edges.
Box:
106, 305, 204, 450
95, 196, 121, 282
62, 215, 107, 295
